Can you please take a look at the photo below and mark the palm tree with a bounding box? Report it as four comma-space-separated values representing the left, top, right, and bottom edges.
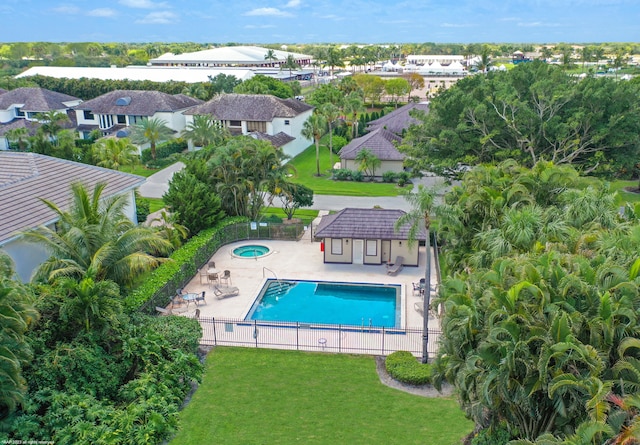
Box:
129, 117, 173, 161
22, 182, 172, 288
301, 113, 327, 176
281, 54, 300, 80
394, 185, 438, 363
325, 47, 345, 78
4, 128, 29, 151
264, 48, 277, 65
0, 251, 38, 417
318, 103, 340, 169
37, 110, 70, 143
92, 137, 139, 171
182, 115, 229, 149
342, 92, 365, 140
354, 148, 381, 180
475, 46, 492, 73
181, 83, 207, 100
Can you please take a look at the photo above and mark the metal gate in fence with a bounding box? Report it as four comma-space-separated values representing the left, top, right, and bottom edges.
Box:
199, 317, 442, 358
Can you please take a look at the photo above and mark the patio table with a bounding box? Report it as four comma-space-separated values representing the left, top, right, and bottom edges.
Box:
182, 293, 200, 307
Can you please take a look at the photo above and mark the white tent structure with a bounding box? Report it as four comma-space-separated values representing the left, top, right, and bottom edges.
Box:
383, 60, 400, 72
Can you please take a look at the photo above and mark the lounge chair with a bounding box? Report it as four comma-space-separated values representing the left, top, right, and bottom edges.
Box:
386, 256, 404, 275
156, 306, 173, 316
195, 291, 206, 305
213, 285, 240, 299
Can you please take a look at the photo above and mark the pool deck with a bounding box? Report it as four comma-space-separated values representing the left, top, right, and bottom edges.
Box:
174, 228, 439, 330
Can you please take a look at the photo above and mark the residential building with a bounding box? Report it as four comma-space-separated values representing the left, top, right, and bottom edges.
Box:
183, 93, 314, 158
0, 87, 81, 150
74, 89, 202, 150
0, 152, 144, 282
339, 127, 405, 175
314, 208, 425, 266
366, 102, 429, 135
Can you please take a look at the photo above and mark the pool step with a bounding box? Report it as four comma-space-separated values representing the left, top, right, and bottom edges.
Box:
264, 281, 295, 299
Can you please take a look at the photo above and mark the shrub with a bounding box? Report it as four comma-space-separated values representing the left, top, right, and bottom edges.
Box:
141, 139, 187, 164
332, 168, 352, 181
385, 351, 432, 385
471, 424, 512, 445
382, 171, 398, 183
135, 193, 151, 224
397, 171, 411, 187
350, 170, 364, 182
331, 135, 348, 153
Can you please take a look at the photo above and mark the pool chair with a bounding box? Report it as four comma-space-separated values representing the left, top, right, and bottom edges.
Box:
386, 256, 404, 276
220, 270, 232, 285
213, 285, 240, 299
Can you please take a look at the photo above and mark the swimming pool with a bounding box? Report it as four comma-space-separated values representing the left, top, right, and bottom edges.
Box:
246, 279, 401, 328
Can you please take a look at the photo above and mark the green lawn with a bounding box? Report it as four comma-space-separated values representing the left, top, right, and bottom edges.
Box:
261, 207, 319, 225
287, 142, 401, 197
171, 348, 472, 445
120, 164, 160, 178
145, 197, 166, 213
610, 179, 640, 204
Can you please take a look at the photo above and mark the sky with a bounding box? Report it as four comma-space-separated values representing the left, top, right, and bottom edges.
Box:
1, 0, 639, 44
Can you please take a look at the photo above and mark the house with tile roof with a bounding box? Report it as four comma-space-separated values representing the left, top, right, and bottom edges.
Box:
184, 93, 314, 158
74, 90, 202, 150
314, 208, 425, 266
0, 87, 82, 150
338, 127, 406, 176
366, 102, 429, 135
0, 152, 145, 282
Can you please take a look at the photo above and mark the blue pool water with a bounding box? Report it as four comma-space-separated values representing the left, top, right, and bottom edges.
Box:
233, 244, 270, 258
247, 279, 400, 327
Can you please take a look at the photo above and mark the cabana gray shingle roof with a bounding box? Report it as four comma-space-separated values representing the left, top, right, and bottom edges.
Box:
0, 152, 144, 244
366, 102, 429, 134
339, 128, 404, 161
184, 94, 314, 121
74, 90, 202, 115
249, 131, 295, 148
315, 208, 426, 240
0, 87, 80, 112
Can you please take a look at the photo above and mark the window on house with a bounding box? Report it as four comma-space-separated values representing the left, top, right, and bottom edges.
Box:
117, 115, 126, 124
229, 120, 242, 127
331, 239, 343, 255
284, 120, 290, 125
15, 108, 25, 117
366, 240, 377, 256
247, 121, 266, 132
83, 110, 94, 120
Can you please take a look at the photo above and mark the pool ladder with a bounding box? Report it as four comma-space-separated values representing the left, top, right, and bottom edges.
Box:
262, 267, 293, 299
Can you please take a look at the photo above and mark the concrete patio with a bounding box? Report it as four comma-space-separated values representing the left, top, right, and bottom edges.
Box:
173, 227, 439, 331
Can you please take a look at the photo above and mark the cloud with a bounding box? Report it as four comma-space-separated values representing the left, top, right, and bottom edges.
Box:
245, 24, 277, 29
517, 21, 561, 27
441, 22, 475, 28
135, 11, 177, 24
53, 5, 80, 14
285, 0, 301, 7
119, 0, 168, 9
244, 7, 293, 17
87, 8, 117, 17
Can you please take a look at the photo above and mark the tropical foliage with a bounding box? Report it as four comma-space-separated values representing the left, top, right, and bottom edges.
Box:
129, 117, 174, 161
401, 61, 640, 178
433, 160, 640, 443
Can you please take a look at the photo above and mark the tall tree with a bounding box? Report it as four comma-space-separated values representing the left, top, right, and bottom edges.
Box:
181, 115, 229, 149
354, 148, 381, 179
301, 113, 327, 176
325, 47, 345, 78
37, 110, 70, 143
342, 92, 365, 139
4, 128, 29, 151
129, 117, 173, 161
318, 103, 340, 168
394, 185, 437, 363
403, 72, 425, 102
92, 137, 139, 171
281, 54, 300, 80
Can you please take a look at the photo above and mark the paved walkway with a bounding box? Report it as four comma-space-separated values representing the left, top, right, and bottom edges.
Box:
138, 161, 185, 199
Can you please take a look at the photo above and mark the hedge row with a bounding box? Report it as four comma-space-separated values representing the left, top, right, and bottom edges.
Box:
125, 216, 248, 312
385, 351, 432, 385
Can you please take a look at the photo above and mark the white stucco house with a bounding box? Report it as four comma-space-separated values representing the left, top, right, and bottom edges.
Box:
183, 93, 314, 158
0, 152, 144, 282
0, 87, 82, 150
73, 90, 202, 153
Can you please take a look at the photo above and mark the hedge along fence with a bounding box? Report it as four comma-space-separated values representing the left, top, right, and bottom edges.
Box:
126, 217, 248, 313
126, 217, 308, 314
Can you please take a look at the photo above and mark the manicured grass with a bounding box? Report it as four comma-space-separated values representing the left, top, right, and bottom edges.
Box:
120, 164, 160, 178
610, 179, 640, 204
287, 141, 401, 197
171, 348, 472, 445
261, 207, 319, 225
145, 197, 166, 213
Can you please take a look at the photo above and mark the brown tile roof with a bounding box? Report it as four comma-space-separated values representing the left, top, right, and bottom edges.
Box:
0, 88, 6, 95
0, 152, 145, 244
0, 87, 81, 112
366, 102, 429, 134
249, 131, 295, 148
184, 93, 314, 121
74, 90, 202, 116
314, 208, 426, 240
0, 109, 77, 137
339, 128, 405, 161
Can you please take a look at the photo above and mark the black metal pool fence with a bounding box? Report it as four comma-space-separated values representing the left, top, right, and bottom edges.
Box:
198, 317, 442, 358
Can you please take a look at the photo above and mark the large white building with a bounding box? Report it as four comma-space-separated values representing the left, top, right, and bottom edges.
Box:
149, 45, 313, 68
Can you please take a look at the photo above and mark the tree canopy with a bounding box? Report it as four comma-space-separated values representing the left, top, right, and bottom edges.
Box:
401, 62, 640, 179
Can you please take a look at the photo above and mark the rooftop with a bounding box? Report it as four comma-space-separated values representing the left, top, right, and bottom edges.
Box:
184, 94, 314, 121
74, 90, 202, 116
